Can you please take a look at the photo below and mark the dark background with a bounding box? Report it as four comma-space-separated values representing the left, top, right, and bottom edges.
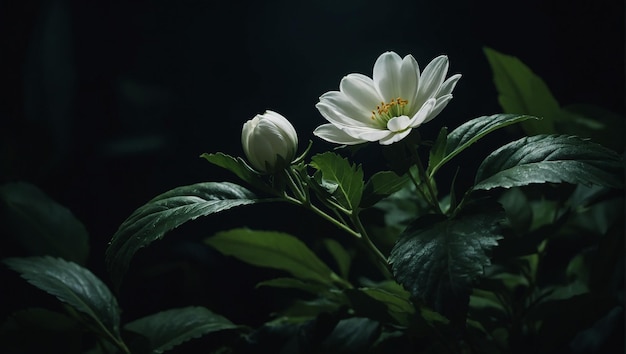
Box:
1, 0, 624, 339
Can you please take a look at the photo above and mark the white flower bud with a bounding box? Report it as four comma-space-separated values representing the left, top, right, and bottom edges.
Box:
241, 110, 298, 173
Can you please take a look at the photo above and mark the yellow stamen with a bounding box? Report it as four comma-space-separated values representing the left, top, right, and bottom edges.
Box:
370, 97, 409, 125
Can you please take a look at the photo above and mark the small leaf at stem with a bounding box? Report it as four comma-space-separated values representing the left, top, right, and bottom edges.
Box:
200, 152, 272, 193
428, 113, 539, 177
426, 126, 448, 175
310, 152, 364, 211
361, 171, 410, 208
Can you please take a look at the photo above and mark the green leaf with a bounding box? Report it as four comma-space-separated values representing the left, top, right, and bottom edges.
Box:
124, 306, 238, 353
483, 47, 561, 135
3, 256, 122, 344
358, 287, 415, 324
474, 134, 624, 191
256, 277, 328, 295
323, 238, 352, 280
427, 126, 448, 174
310, 152, 364, 211
558, 104, 625, 153
200, 152, 272, 193
0, 182, 89, 264
427, 114, 539, 177
105, 182, 265, 289
361, 171, 410, 208
389, 201, 505, 318
205, 228, 339, 286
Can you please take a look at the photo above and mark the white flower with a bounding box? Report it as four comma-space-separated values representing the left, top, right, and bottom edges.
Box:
242, 110, 298, 173
314, 51, 461, 145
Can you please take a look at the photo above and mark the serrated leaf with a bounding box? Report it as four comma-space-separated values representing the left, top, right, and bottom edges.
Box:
0, 182, 89, 264
484, 47, 561, 135
3, 256, 122, 342
200, 152, 272, 193
361, 171, 410, 208
428, 114, 539, 177
106, 182, 266, 289
310, 152, 364, 211
205, 228, 338, 286
124, 306, 238, 353
474, 134, 624, 191
389, 201, 505, 318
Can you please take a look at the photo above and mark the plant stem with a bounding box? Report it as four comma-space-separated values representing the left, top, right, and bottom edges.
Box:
352, 211, 392, 278
409, 146, 443, 214
282, 167, 390, 278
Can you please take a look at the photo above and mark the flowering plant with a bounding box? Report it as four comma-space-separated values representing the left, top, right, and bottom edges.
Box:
2, 48, 623, 353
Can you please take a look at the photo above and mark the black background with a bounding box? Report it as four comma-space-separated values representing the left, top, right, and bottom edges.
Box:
1, 0, 624, 342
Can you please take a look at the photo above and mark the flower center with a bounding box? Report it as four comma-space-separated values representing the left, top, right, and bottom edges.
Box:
371, 97, 409, 127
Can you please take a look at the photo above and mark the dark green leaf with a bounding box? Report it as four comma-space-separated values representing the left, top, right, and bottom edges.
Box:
0, 182, 89, 264
323, 238, 352, 280
106, 182, 265, 289
361, 171, 410, 208
559, 104, 624, 153
474, 135, 624, 191
256, 277, 328, 295
483, 47, 561, 135
389, 201, 505, 318
200, 152, 272, 193
428, 114, 538, 177
3, 256, 122, 342
358, 287, 415, 325
124, 306, 238, 353
319, 317, 380, 353
498, 187, 532, 234
310, 152, 364, 211
426, 126, 448, 175
205, 228, 339, 286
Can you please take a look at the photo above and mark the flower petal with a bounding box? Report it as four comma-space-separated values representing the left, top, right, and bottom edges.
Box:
379, 129, 412, 145
423, 94, 452, 124
373, 51, 403, 101
399, 54, 421, 114
313, 124, 367, 145
316, 102, 377, 132
318, 91, 373, 126
387, 115, 411, 132
417, 55, 449, 103
436, 74, 462, 98
409, 98, 436, 128
264, 110, 298, 146
340, 73, 382, 115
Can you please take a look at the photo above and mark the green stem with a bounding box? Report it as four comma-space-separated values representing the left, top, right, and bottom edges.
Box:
283, 168, 307, 202
409, 146, 443, 214
352, 211, 392, 279
281, 167, 390, 278
283, 194, 361, 239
